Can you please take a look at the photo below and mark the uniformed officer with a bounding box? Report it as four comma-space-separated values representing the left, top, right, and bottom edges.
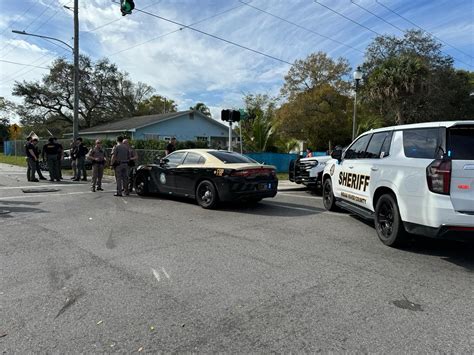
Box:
87, 139, 107, 192
123, 139, 138, 193
55, 138, 64, 180
73, 137, 88, 181
110, 136, 130, 196
165, 137, 177, 155
42, 137, 60, 181
70, 140, 78, 179
25, 137, 39, 182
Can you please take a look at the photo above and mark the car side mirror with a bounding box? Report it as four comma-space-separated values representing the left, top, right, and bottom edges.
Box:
331, 149, 343, 162
160, 158, 169, 166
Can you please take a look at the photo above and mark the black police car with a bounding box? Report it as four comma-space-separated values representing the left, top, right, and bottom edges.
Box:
134, 149, 278, 208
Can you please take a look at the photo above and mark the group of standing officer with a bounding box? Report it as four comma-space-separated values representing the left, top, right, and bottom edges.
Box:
25, 135, 142, 196
25, 136, 63, 182
110, 136, 138, 196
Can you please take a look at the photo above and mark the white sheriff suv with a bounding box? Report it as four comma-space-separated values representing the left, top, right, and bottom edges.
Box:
289, 155, 332, 190
322, 121, 474, 247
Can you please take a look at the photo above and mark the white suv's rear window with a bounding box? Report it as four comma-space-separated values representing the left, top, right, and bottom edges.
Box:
403, 128, 439, 159
448, 125, 474, 160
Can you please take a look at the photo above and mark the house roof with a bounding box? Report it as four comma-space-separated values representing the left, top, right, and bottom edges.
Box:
70, 110, 229, 135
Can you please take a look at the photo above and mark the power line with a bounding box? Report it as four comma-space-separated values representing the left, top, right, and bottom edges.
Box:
0, 50, 69, 84
23, 0, 58, 32
350, 0, 405, 33
375, 0, 474, 61
83, 0, 162, 33
351, 0, 473, 68
0, 59, 49, 69
239, 0, 364, 54
115, 1, 293, 66
0, 1, 38, 37
314, 0, 379, 36
1, 0, 72, 58
107, 2, 247, 57
314, 0, 473, 69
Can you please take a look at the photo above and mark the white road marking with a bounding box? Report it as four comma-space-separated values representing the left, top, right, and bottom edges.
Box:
278, 192, 322, 200
265, 202, 350, 217
121, 198, 128, 204
0, 183, 110, 190
0, 190, 115, 201
161, 267, 170, 279
151, 268, 160, 282
0, 172, 30, 175
265, 202, 320, 212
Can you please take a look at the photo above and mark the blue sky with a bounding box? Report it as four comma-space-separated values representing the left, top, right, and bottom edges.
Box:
0, 0, 473, 121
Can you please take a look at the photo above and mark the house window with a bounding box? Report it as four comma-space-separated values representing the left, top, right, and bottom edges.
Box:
144, 133, 159, 140
196, 136, 208, 142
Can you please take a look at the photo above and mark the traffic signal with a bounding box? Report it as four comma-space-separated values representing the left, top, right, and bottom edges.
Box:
121, 0, 135, 16
221, 109, 240, 122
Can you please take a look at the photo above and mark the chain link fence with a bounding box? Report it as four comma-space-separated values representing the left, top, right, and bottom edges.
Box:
4, 140, 165, 166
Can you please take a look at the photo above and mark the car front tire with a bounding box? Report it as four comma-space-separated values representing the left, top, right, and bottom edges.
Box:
374, 194, 407, 247
196, 180, 218, 209
135, 173, 149, 196
322, 178, 338, 211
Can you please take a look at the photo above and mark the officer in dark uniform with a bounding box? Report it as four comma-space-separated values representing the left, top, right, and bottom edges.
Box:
55, 138, 64, 180
42, 137, 60, 181
73, 137, 88, 181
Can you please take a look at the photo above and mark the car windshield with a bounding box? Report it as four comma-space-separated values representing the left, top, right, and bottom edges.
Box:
208, 151, 257, 164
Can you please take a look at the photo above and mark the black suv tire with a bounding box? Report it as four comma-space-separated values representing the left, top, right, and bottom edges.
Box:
322, 178, 338, 211
374, 194, 407, 247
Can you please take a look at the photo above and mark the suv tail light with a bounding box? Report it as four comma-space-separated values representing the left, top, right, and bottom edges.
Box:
426, 159, 451, 195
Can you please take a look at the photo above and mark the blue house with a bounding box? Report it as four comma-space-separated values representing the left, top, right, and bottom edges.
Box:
68, 110, 233, 147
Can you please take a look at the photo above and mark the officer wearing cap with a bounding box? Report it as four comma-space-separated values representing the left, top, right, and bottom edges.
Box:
42, 137, 60, 181
87, 139, 107, 192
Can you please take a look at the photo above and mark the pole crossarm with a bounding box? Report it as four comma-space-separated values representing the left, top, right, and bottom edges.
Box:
12, 30, 73, 51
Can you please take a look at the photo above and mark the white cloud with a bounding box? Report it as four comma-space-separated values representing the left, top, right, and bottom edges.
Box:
1, 0, 472, 122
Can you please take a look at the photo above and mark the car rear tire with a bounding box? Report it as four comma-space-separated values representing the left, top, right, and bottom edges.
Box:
135, 172, 149, 196
374, 194, 407, 247
322, 178, 338, 211
196, 180, 218, 209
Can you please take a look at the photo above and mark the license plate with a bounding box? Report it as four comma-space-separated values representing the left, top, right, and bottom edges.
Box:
257, 183, 272, 190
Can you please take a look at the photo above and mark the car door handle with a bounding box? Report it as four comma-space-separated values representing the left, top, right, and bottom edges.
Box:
348, 166, 354, 169
371, 167, 378, 171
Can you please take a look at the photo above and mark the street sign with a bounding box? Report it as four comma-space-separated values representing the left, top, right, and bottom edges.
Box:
9, 124, 21, 140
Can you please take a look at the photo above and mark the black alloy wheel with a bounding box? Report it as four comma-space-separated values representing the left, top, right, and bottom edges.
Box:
374, 194, 407, 247
134, 173, 149, 196
322, 178, 338, 211
196, 180, 218, 209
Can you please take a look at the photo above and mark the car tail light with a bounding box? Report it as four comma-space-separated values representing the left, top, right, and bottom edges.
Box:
426, 159, 451, 195
231, 168, 276, 177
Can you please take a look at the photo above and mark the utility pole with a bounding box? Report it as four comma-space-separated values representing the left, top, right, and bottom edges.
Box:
228, 121, 233, 152
73, 0, 79, 141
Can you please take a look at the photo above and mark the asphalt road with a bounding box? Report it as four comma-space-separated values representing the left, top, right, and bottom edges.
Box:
1, 163, 473, 353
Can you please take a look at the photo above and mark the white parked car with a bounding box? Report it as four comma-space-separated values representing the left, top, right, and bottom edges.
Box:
289, 155, 332, 190
322, 121, 474, 247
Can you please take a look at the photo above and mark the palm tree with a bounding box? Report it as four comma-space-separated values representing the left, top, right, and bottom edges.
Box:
190, 102, 211, 117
